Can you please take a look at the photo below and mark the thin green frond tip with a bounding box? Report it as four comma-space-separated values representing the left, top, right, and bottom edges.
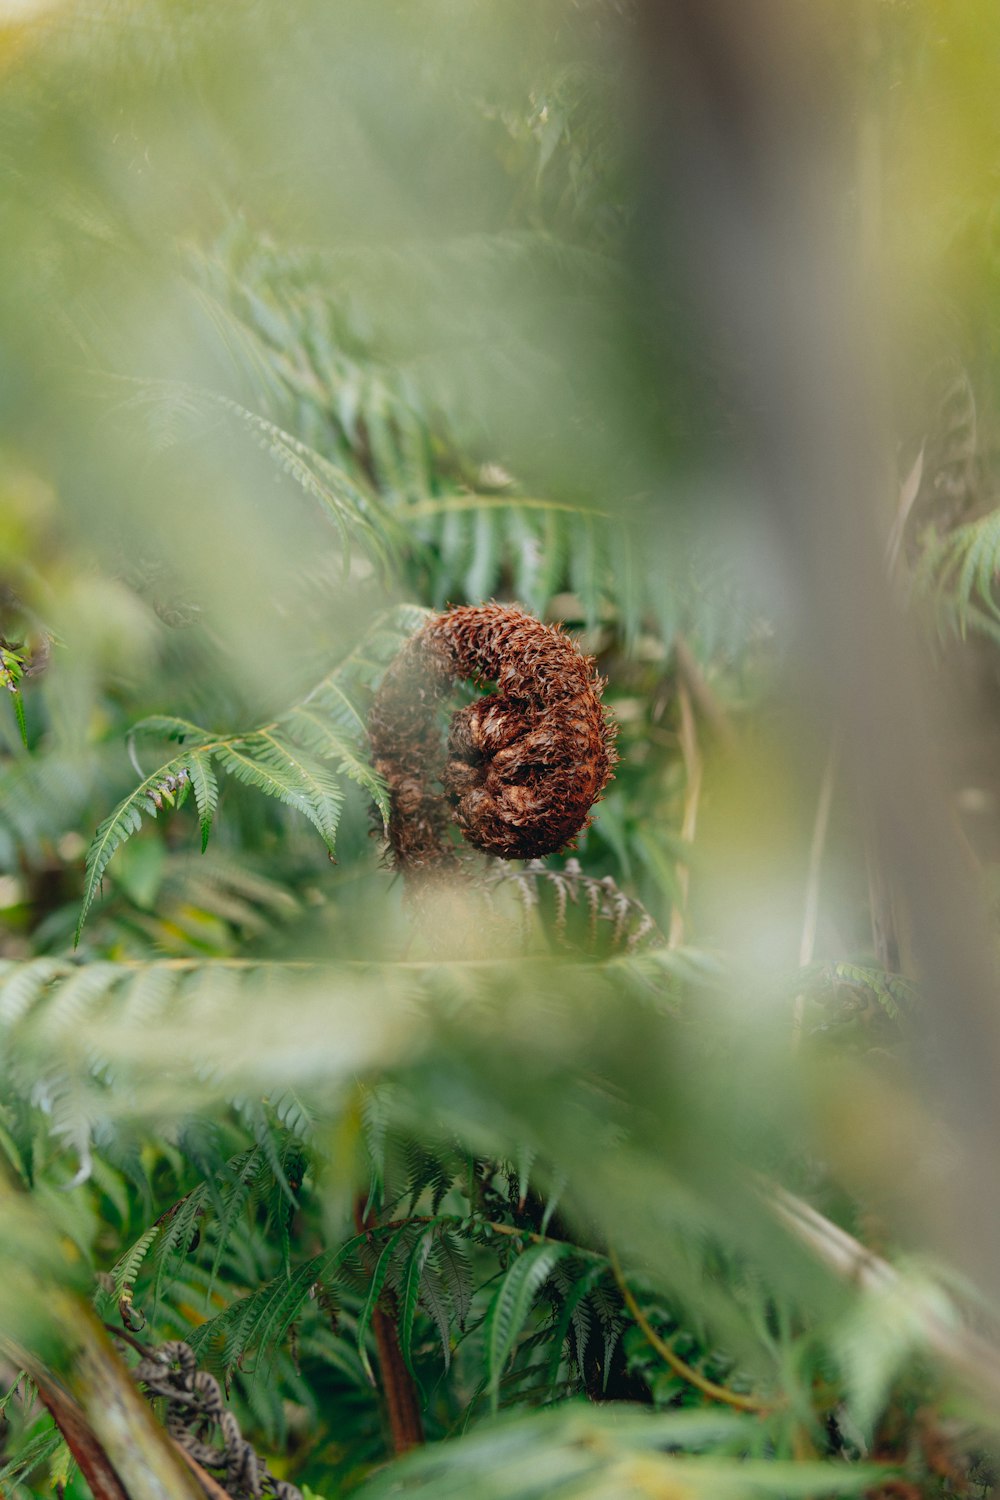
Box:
184, 748, 219, 853
0, 645, 28, 749
12, 692, 27, 749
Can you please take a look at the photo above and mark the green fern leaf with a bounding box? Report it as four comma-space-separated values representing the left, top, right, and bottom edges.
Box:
131, 714, 214, 745
279, 705, 388, 824
356, 1224, 414, 1385
0, 1425, 64, 1489
213, 731, 343, 853
413, 1255, 455, 1375
195, 1240, 358, 1378
484, 1241, 572, 1412
12, 691, 27, 749
432, 1231, 473, 1329
207, 1148, 265, 1305
152, 1184, 209, 1315
109, 1223, 162, 1300
114, 378, 403, 574
399, 1219, 445, 1376
546, 1261, 604, 1386
184, 748, 219, 852
76, 752, 192, 942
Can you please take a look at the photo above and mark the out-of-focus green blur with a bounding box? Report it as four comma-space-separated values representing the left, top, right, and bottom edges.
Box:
4, 3, 1000, 1497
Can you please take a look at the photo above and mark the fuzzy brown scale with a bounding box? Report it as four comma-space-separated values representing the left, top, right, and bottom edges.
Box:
368, 604, 617, 874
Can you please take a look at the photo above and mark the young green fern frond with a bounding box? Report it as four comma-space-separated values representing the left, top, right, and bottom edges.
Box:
181, 747, 218, 853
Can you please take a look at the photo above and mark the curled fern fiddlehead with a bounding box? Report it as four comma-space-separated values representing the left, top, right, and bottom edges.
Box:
369, 604, 617, 874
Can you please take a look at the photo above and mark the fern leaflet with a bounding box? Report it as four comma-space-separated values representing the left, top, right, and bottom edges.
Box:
76, 752, 193, 942
484, 1241, 573, 1412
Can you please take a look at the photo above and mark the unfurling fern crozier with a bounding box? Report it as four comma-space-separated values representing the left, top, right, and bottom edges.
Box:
368, 604, 617, 874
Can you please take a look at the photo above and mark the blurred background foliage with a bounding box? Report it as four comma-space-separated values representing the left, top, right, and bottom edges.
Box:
3, 1, 1000, 1497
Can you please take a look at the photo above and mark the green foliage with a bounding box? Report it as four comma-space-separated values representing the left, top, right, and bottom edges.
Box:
73, 608, 424, 938
351, 1405, 885, 1500
2, 4, 999, 1499
913, 509, 1000, 641
0, 642, 29, 749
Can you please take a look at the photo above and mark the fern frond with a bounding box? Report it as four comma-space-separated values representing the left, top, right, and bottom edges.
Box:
78, 606, 427, 934
108, 1223, 162, 1301
819, 962, 917, 1022
110, 377, 403, 575
410, 1240, 457, 1373
484, 1241, 573, 1411
351, 1404, 883, 1500
76, 752, 192, 942
356, 1224, 415, 1384
432, 1231, 473, 1330
398, 1218, 447, 1376
914, 509, 1000, 637
401, 1138, 455, 1216
192, 1241, 362, 1379
547, 1260, 605, 1386
0, 1424, 65, 1491
214, 732, 343, 852
278, 705, 388, 825
183, 748, 219, 853
206, 1147, 267, 1303
487, 859, 663, 955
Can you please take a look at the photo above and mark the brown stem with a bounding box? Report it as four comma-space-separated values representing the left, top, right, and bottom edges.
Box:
32, 1376, 129, 1500
171, 1441, 236, 1500
371, 1307, 424, 1454
354, 1197, 424, 1454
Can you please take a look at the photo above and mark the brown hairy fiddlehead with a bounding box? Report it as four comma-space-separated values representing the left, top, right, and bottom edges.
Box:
369, 604, 617, 875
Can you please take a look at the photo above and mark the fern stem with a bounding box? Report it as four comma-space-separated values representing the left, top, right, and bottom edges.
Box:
354, 1197, 424, 1454
607, 1248, 770, 1415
